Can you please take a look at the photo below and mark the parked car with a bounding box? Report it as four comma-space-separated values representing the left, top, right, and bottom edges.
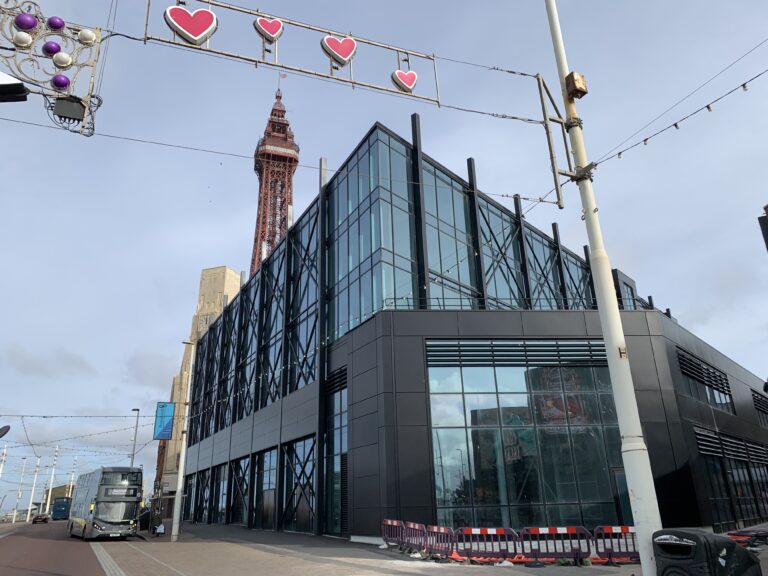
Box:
31, 513, 49, 524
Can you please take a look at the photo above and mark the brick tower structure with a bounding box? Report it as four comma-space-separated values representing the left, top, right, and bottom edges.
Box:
250, 89, 300, 275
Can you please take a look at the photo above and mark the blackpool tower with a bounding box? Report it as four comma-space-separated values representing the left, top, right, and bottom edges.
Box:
250, 89, 300, 275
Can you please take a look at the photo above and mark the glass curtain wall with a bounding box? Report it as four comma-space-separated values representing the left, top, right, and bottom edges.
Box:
259, 243, 286, 408
216, 297, 239, 432
287, 201, 319, 392
325, 389, 348, 535
428, 340, 622, 529
234, 273, 261, 421
327, 128, 417, 341
194, 468, 210, 523
422, 161, 480, 309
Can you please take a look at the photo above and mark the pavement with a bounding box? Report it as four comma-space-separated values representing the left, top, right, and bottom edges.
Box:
0, 520, 766, 576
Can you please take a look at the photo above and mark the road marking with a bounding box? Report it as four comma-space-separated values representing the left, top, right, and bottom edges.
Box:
90, 542, 129, 576
126, 541, 190, 576
0, 531, 16, 540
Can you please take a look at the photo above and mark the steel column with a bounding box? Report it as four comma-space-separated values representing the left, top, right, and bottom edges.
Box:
513, 195, 533, 309
466, 158, 487, 310
315, 157, 329, 535
551, 223, 569, 310
410, 113, 430, 309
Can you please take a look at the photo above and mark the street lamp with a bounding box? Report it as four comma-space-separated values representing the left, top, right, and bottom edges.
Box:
130, 408, 140, 468
543, 2, 662, 575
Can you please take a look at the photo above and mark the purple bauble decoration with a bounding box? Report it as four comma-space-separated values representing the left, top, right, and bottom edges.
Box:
51, 74, 70, 90
42, 41, 61, 56
47, 16, 66, 31
14, 13, 38, 31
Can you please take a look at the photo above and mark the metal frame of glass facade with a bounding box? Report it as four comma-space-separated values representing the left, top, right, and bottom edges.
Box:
182, 116, 767, 536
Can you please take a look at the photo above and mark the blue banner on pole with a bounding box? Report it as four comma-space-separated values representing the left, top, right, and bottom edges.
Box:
153, 402, 175, 440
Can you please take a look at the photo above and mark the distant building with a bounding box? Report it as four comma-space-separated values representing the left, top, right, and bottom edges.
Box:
154, 266, 242, 508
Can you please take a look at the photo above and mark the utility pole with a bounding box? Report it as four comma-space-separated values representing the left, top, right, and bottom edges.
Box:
130, 408, 140, 467
68, 457, 77, 497
0, 445, 6, 482
45, 445, 58, 514
543, 2, 662, 575
26, 456, 40, 522
171, 341, 196, 542
12, 456, 26, 523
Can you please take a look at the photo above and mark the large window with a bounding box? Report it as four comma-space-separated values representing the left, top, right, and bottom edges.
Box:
230, 457, 250, 526
423, 161, 480, 310
327, 129, 417, 342
253, 448, 278, 530
326, 388, 348, 535
283, 437, 316, 533
428, 340, 623, 529
210, 463, 228, 524
678, 349, 735, 414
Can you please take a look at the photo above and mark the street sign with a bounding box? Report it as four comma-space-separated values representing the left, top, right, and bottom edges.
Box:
0, 71, 28, 103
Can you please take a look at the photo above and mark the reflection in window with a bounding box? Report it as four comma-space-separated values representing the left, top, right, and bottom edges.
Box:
496, 367, 528, 393
430, 395, 465, 427
427, 358, 621, 529
469, 428, 506, 506
433, 429, 470, 507
462, 366, 496, 393
429, 367, 462, 393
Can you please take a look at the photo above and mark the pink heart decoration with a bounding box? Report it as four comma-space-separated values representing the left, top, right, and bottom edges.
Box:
392, 69, 418, 93
254, 17, 283, 43
164, 6, 217, 46
321, 35, 357, 66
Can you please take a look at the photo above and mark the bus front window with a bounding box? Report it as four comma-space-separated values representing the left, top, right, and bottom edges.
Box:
94, 501, 137, 524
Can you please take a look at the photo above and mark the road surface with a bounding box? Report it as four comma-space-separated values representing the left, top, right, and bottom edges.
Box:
0, 520, 106, 576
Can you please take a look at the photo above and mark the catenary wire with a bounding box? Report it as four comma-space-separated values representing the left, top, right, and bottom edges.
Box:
596, 33, 768, 162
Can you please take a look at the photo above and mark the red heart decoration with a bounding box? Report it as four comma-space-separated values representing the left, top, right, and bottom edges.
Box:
321, 36, 357, 66
164, 6, 218, 46
254, 17, 283, 43
392, 69, 418, 93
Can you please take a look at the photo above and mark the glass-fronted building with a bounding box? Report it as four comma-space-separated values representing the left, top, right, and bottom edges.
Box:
182, 115, 768, 537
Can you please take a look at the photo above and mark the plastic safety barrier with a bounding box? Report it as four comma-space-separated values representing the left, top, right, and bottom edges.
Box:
520, 526, 592, 564
593, 526, 639, 563
402, 521, 427, 553
381, 519, 404, 548
425, 525, 455, 559
455, 527, 518, 563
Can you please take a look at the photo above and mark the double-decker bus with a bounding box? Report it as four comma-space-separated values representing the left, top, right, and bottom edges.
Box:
51, 496, 71, 520
68, 467, 142, 540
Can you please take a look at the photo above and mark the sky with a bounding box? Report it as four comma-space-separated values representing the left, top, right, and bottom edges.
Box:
1, 0, 767, 512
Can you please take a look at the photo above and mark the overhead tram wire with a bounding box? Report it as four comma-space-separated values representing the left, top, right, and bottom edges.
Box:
522, 65, 768, 218
596, 33, 768, 163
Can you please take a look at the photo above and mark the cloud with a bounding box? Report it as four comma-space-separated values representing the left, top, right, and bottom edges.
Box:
122, 351, 177, 391
0, 344, 97, 379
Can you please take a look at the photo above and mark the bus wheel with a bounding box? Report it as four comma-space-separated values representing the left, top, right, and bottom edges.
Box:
68, 523, 76, 538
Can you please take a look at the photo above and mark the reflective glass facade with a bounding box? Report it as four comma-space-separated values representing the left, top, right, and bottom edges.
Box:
428, 340, 624, 530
